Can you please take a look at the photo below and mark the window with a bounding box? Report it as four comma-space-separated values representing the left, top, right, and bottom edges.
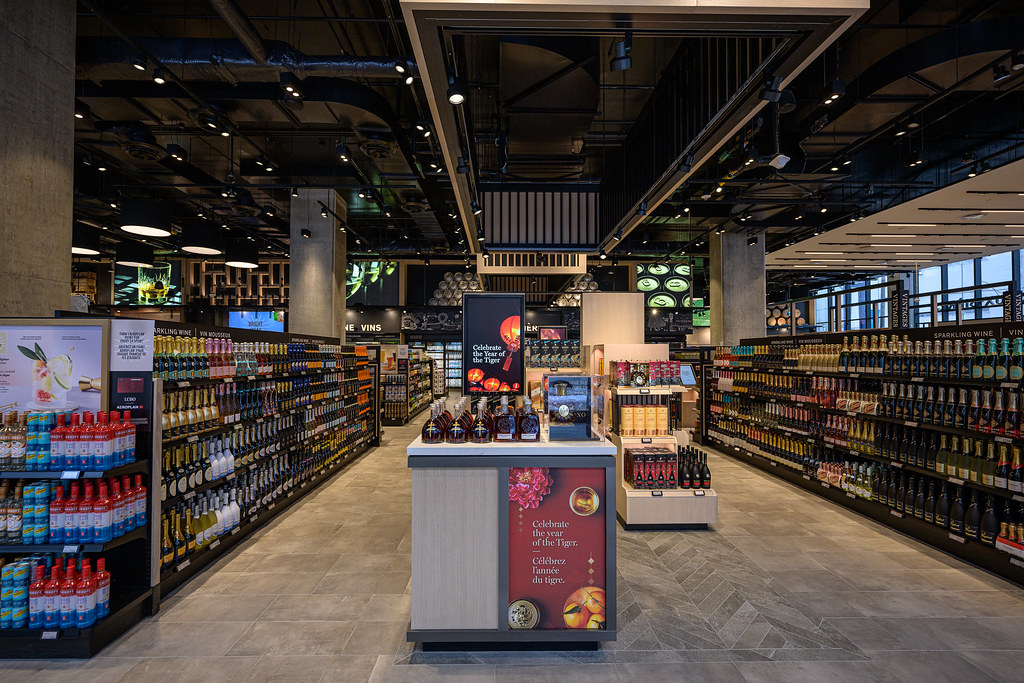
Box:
980, 252, 1012, 319
915, 267, 941, 326
944, 258, 976, 321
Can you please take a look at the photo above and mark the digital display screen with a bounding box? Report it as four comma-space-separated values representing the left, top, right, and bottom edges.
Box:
679, 364, 697, 386
113, 260, 182, 306
539, 326, 567, 340
228, 310, 285, 333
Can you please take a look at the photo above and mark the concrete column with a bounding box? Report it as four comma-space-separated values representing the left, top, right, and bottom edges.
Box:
0, 1, 75, 316
289, 190, 347, 340
710, 232, 766, 346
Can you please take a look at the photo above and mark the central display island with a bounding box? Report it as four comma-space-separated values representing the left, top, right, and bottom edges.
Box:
407, 437, 617, 648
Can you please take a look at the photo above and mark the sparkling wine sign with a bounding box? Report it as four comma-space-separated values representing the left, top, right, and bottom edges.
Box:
463, 293, 524, 394
507, 467, 607, 630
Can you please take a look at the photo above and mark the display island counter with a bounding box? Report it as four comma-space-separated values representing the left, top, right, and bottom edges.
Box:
407, 436, 617, 647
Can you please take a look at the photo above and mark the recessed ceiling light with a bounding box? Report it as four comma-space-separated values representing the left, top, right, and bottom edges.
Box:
884, 223, 936, 227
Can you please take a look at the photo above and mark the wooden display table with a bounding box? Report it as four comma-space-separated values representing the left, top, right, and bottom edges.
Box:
407, 437, 617, 647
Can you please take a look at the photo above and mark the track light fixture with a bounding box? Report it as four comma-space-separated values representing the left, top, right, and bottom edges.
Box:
219, 124, 231, 137
336, 142, 349, 162
301, 229, 311, 239
166, 143, 186, 162
74, 101, 91, 120
255, 155, 265, 167
472, 201, 482, 216
456, 155, 470, 174
131, 57, 147, 71
747, 235, 758, 246
263, 204, 275, 217
482, 248, 490, 259
404, 73, 414, 86
599, 250, 607, 260
280, 72, 303, 98
291, 186, 300, 197
152, 68, 166, 85
821, 78, 845, 105
677, 154, 694, 174
320, 206, 329, 218
994, 64, 1012, 83
610, 33, 633, 72
967, 165, 979, 178
614, 228, 622, 241
447, 71, 466, 105
357, 188, 367, 199
394, 61, 407, 74
637, 201, 647, 217
199, 113, 218, 130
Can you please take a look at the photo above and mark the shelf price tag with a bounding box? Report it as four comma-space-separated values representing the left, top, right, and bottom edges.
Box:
948, 532, 966, 544
948, 477, 964, 485
60, 471, 79, 479
1014, 494, 1024, 503
651, 490, 663, 497
995, 436, 1012, 444
693, 490, 706, 497
1010, 557, 1024, 568
176, 559, 191, 571
846, 492, 856, 499
178, 381, 190, 388
40, 631, 58, 640
890, 509, 903, 518
639, 388, 650, 394
209, 539, 220, 550
187, 436, 198, 444
268, 503, 276, 510
62, 545, 78, 554
231, 527, 241, 535
641, 438, 652, 444
821, 482, 830, 488
802, 474, 811, 480
184, 491, 195, 501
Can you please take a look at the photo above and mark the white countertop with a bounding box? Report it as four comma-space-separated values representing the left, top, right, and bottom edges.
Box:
406, 435, 617, 456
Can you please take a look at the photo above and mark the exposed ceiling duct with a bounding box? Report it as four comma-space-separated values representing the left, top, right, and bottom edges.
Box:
76, 37, 414, 82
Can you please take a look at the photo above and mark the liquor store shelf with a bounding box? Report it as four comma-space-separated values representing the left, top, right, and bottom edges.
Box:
706, 408, 1024, 503
161, 399, 361, 447
715, 363, 1022, 390
0, 524, 147, 554
709, 386, 1023, 446
0, 460, 148, 480
157, 437, 374, 598
160, 364, 370, 388
0, 585, 154, 658
706, 435, 1024, 587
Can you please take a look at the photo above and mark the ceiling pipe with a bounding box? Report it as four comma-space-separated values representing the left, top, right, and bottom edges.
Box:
209, 0, 268, 65
76, 37, 415, 81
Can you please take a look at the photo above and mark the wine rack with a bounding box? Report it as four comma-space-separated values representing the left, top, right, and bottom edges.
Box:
703, 321, 1024, 587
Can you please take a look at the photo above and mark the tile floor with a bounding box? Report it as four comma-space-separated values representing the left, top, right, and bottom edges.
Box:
4, 418, 1023, 682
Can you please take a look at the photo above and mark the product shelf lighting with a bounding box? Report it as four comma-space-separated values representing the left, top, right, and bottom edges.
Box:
119, 199, 172, 237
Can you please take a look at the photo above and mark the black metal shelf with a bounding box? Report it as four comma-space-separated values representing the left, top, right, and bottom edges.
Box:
160, 364, 369, 388
713, 364, 1022, 390
0, 460, 148, 480
707, 435, 1024, 587
0, 524, 147, 554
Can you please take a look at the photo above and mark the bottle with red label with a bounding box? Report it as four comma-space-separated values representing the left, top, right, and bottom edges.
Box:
76, 481, 94, 542
122, 411, 136, 463
64, 483, 79, 542
93, 412, 113, 470
120, 475, 135, 531
43, 559, 63, 628
92, 480, 113, 543
49, 412, 67, 471
109, 410, 123, 466
133, 474, 147, 528
94, 558, 111, 619
79, 412, 96, 470
28, 565, 47, 629
65, 413, 82, 469
110, 478, 125, 537
48, 484, 66, 543
75, 559, 96, 628
59, 562, 78, 628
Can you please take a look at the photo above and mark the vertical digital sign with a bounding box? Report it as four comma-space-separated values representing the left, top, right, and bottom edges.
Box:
463, 293, 524, 394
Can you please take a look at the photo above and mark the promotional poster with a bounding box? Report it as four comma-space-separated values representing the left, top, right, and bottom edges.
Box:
507, 467, 607, 630
113, 260, 183, 306
109, 319, 155, 432
0, 323, 105, 413
463, 294, 524, 394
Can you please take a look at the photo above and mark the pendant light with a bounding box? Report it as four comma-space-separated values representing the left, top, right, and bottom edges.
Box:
71, 222, 101, 255
120, 199, 172, 237
115, 241, 154, 268
180, 222, 224, 255
224, 240, 259, 269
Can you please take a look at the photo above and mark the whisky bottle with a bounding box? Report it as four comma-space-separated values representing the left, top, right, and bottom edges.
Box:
469, 400, 492, 443
517, 399, 540, 442
494, 396, 517, 441
421, 404, 444, 444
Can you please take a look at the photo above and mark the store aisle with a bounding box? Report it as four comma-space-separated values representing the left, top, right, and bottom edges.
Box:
3, 422, 1023, 682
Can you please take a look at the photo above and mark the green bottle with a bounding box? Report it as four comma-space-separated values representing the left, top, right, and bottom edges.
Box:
1011, 338, 1024, 382
972, 341, 985, 380
958, 437, 972, 480
935, 433, 948, 475
971, 439, 985, 484
996, 338, 1011, 382
982, 441, 997, 487
983, 339, 997, 381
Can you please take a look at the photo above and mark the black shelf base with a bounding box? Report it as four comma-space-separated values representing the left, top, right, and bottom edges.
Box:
707, 436, 1024, 587
616, 514, 709, 532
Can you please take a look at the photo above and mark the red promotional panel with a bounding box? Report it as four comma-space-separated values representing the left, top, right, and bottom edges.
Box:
507, 467, 606, 630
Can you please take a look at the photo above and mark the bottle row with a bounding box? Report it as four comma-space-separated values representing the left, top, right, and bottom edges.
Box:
716, 334, 1024, 383
0, 476, 147, 545
709, 420, 1024, 551
161, 372, 355, 440
710, 368, 1024, 440
160, 427, 371, 574
625, 445, 712, 490
382, 402, 408, 421
526, 339, 582, 369
708, 400, 1024, 494
0, 410, 136, 473
154, 337, 356, 381
421, 396, 541, 444
1, 555, 112, 630
618, 403, 671, 437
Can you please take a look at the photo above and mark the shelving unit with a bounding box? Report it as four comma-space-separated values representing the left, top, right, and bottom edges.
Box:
380, 348, 433, 426
594, 343, 718, 530
704, 322, 1024, 586
150, 325, 379, 601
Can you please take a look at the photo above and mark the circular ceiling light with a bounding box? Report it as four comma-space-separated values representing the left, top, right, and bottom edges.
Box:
115, 241, 155, 268
224, 240, 259, 269
180, 222, 224, 255
120, 199, 172, 237
71, 222, 101, 255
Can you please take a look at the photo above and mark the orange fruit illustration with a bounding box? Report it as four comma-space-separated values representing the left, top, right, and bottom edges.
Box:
562, 602, 591, 628
586, 613, 606, 629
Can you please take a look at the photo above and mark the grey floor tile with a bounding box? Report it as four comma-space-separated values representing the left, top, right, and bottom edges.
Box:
226, 621, 358, 656
245, 654, 378, 683
100, 620, 252, 658
156, 593, 275, 622
117, 656, 260, 682
259, 594, 371, 621
733, 660, 872, 683
494, 663, 621, 682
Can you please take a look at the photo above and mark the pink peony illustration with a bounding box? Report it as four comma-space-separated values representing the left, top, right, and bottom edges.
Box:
509, 467, 553, 508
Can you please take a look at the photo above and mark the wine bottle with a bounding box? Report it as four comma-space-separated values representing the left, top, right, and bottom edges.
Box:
1010, 445, 1024, 494
924, 481, 936, 524
935, 483, 950, 528
949, 486, 965, 535
965, 491, 981, 540
980, 495, 999, 546
995, 444, 1010, 489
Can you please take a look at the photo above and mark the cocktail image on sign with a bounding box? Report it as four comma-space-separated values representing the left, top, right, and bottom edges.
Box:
463, 293, 525, 394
